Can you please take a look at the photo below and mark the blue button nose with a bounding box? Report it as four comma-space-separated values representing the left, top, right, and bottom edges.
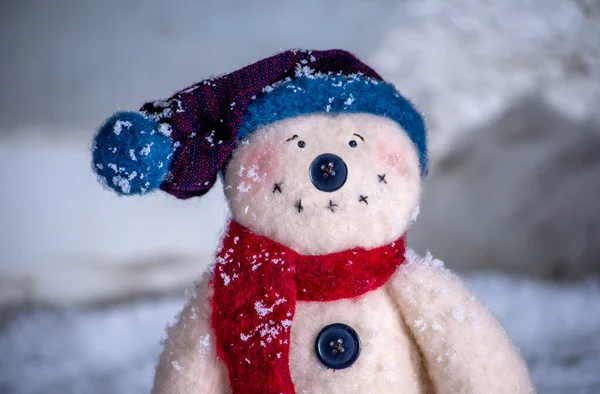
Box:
309, 153, 348, 192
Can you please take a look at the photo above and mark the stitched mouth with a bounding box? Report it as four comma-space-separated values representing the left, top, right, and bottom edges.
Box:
292, 195, 372, 213
327, 200, 338, 212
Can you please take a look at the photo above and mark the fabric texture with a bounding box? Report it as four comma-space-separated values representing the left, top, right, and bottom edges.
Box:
210, 220, 406, 394
92, 111, 174, 195
140, 49, 381, 199
238, 75, 427, 173
389, 251, 535, 393
136, 49, 426, 199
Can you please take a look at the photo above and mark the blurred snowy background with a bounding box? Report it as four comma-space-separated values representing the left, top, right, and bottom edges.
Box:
1, 0, 599, 393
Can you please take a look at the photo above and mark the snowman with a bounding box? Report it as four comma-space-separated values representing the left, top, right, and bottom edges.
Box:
92, 49, 533, 394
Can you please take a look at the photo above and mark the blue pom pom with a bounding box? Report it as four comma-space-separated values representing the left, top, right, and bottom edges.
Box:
92, 111, 174, 195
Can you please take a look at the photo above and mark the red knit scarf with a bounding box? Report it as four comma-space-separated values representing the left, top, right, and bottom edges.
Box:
211, 221, 406, 394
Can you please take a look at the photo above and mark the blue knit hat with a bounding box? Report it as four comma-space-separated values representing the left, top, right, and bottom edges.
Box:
92, 49, 427, 198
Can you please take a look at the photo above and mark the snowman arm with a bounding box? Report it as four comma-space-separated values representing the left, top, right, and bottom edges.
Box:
388, 253, 534, 394
151, 273, 230, 394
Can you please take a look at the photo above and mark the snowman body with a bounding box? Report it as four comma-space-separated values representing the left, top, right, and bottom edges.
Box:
150, 113, 533, 393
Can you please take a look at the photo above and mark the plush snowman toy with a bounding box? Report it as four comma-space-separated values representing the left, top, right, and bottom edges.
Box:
92, 50, 534, 394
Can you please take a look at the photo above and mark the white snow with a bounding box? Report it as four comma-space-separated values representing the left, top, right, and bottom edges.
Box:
343, 94, 355, 106
254, 298, 287, 318
112, 175, 131, 194
1, 274, 599, 393
139, 143, 153, 156
113, 120, 132, 136
220, 272, 231, 286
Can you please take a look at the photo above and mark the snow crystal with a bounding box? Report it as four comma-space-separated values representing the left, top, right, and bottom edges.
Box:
198, 333, 210, 353
431, 322, 444, 332
240, 333, 252, 342
413, 318, 427, 332
425, 250, 445, 268
113, 120, 132, 135
451, 307, 465, 322
254, 298, 287, 318
158, 123, 172, 137
411, 205, 420, 222
129, 149, 137, 161
112, 176, 131, 194
245, 358, 251, 364
263, 77, 292, 93
254, 302, 272, 317
95, 163, 104, 170
246, 165, 261, 182
108, 163, 118, 172
281, 319, 292, 328
174, 99, 184, 113
139, 143, 153, 156
205, 130, 216, 145
171, 360, 183, 371
259, 325, 281, 339
237, 181, 251, 192
233, 236, 240, 244
404, 248, 445, 268
220, 273, 231, 286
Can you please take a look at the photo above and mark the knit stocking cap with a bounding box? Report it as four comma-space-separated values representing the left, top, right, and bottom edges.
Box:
91, 49, 427, 198
211, 221, 406, 393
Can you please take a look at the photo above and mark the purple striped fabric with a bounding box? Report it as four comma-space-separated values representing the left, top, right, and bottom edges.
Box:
140, 49, 381, 200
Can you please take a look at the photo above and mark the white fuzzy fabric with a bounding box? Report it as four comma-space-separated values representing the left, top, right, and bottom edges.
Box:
2, 272, 597, 393
223, 113, 422, 255
389, 251, 534, 393
289, 285, 431, 393
151, 274, 230, 394
149, 250, 533, 393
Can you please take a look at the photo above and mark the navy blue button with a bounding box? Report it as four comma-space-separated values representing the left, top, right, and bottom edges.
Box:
315, 323, 361, 369
309, 153, 348, 192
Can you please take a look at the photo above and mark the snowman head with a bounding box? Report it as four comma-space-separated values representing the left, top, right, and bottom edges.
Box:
225, 111, 422, 255
91, 50, 427, 255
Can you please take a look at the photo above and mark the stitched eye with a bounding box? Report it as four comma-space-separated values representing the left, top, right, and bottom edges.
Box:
298, 141, 306, 148
349, 140, 357, 148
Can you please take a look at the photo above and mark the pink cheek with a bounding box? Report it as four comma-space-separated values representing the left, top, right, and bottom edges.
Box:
376, 144, 412, 176
234, 142, 283, 188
